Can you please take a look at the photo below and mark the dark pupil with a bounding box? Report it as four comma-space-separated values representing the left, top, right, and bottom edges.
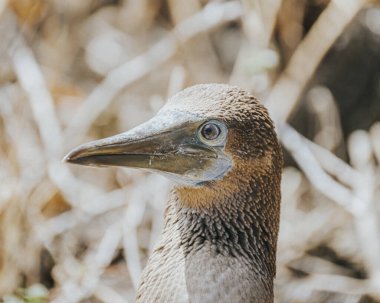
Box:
201, 123, 220, 140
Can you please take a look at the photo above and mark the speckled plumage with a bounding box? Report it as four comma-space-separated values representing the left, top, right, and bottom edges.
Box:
136, 84, 283, 303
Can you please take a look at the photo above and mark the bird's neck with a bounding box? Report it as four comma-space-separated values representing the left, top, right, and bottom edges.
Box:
168, 174, 280, 302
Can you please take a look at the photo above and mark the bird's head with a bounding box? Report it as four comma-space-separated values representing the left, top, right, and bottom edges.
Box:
65, 84, 282, 195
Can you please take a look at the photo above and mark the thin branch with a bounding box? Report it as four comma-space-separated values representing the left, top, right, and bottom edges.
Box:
7, 12, 99, 209
306, 137, 361, 187
94, 284, 128, 303
266, 0, 366, 122
299, 274, 373, 295
51, 223, 123, 303
278, 123, 356, 213
64, 1, 243, 146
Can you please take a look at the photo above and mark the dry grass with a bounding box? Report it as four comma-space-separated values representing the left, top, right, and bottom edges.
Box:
0, 0, 379, 302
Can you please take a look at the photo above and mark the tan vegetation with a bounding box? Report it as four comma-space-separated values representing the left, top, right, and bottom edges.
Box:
0, 0, 379, 302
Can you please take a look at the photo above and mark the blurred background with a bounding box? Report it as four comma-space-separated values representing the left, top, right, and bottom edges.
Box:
0, 0, 380, 302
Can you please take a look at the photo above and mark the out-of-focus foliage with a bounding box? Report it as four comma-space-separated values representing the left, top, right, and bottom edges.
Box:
0, 0, 379, 302
3, 284, 48, 303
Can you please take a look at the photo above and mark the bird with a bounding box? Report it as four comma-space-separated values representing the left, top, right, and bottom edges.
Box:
64, 84, 283, 303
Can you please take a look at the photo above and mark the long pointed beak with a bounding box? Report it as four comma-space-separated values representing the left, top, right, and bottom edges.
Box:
64, 112, 221, 178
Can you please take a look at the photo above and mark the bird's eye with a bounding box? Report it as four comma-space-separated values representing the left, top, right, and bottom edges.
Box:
198, 120, 227, 146
200, 123, 220, 140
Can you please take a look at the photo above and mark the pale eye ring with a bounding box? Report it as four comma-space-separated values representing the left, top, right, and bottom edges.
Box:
198, 120, 227, 146
200, 123, 220, 140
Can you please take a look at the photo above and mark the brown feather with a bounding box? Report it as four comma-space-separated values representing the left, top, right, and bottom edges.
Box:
136, 84, 283, 303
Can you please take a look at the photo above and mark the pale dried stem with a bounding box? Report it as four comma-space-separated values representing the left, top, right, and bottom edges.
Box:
64, 1, 243, 146
281, 123, 380, 297
0, 1, 378, 301
266, 0, 366, 122
308, 141, 361, 187
94, 284, 129, 303
279, 123, 356, 213
52, 223, 123, 303
296, 274, 372, 295
237, 0, 283, 47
